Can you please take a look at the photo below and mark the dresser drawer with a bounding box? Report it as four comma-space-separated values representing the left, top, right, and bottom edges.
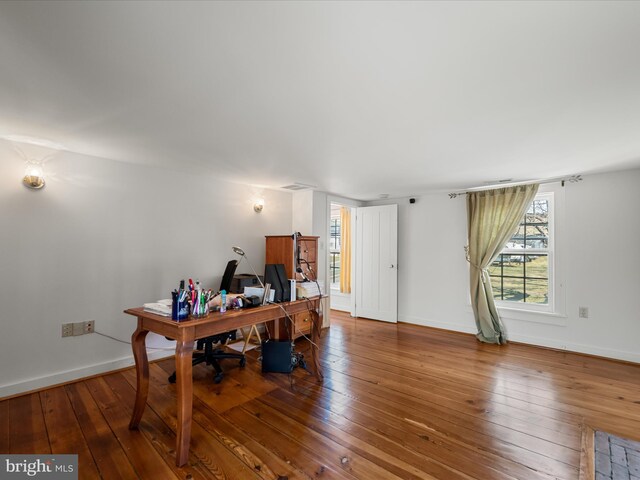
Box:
299, 240, 316, 262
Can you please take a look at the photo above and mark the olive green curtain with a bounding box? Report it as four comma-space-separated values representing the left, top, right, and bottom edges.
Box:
466, 184, 539, 344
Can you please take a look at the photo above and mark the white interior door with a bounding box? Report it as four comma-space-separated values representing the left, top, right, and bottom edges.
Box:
355, 204, 398, 323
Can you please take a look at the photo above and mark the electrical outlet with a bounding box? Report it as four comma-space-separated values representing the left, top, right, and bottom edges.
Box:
62, 323, 73, 337
63, 321, 95, 337
579, 306, 589, 318
72, 321, 84, 336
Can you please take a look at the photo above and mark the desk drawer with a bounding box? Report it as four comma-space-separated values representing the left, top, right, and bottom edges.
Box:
294, 312, 312, 336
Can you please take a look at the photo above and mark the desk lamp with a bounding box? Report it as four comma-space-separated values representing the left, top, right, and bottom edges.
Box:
232, 246, 270, 304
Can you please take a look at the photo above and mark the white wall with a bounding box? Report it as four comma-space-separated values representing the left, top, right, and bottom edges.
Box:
368, 168, 640, 363
292, 190, 313, 234
312, 191, 328, 287
0, 141, 293, 397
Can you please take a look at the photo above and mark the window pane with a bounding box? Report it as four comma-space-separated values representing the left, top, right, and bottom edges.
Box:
525, 254, 547, 279
491, 277, 503, 301
502, 256, 524, 277
507, 199, 550, 250
524, 224, 548, 249
530, 199, 548, 218
490, 255, 549, 304
525, 279, 548, 304
502, 278, 525, 302
508, 225, 526, 249
488, 255, 504, 276
525, 199, 548, 249
329, 252, 340, 285
330, 218, 341, 251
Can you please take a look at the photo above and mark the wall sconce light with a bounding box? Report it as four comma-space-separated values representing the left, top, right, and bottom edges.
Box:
23, 161, 45, 190
254, 198, 265, 213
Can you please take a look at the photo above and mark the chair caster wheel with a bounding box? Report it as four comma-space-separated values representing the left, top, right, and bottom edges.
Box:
168, 373, 176, 384
213, 373, 224, 384
240, 357, 246, 367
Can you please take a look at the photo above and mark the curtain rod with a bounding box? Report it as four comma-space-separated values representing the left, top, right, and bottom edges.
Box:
448, 174, 582, 199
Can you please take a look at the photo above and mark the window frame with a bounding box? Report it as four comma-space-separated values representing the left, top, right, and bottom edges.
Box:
492, 191, 556, 314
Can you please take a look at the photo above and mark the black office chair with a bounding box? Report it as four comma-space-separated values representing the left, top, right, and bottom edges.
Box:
168, 260, 246, 384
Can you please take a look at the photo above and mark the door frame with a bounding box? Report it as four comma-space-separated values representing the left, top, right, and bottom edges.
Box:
326, 195, 363, 317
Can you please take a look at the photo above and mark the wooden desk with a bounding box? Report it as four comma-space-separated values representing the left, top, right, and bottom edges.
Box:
124, 298, 324, 467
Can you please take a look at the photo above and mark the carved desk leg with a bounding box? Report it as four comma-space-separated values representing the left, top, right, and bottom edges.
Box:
175, 339, 194, 467
310, 309, 324, 382
128, 319, 149, 429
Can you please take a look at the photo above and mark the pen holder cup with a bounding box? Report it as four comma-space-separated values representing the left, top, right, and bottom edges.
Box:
172, 299, 189, 321
190, 302, 209, 319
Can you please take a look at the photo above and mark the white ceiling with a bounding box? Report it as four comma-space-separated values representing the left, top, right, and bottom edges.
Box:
1, 1, 640, 200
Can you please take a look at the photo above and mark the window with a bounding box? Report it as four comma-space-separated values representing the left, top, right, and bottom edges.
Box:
489, 193, 554, 311
329, 214, 341, 288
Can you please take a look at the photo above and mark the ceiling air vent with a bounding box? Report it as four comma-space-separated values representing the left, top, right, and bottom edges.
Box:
280, 182, 317, 191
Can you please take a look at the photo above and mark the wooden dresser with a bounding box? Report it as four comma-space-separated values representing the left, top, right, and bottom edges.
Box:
265, 234, 319, 339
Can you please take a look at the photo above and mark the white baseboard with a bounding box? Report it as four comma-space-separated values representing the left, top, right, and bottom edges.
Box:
506, 332, 640, 364
331, 305, 351, 312
398, 314, 477, 335
0, 350, 174, 399
398, 314, 640, 364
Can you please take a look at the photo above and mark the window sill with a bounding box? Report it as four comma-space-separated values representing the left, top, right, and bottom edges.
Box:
497, 306, 567, 326
465, 304, 567, 326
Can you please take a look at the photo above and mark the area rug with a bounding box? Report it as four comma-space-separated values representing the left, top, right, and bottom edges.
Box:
594, 431, 640, 479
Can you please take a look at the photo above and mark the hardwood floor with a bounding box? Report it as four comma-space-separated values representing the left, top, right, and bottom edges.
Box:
2, 310, 640, 479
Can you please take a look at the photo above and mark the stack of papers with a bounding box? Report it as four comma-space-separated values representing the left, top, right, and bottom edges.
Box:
143, 299, 172, 317
297, 281, 324, 298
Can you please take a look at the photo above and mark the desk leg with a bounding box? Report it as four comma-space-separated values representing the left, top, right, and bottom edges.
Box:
175, 340, 194, 467
128, 320, 149, 429
310, 310, 324, 382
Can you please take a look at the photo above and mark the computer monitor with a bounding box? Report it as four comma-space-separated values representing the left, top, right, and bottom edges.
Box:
219, 260, 238, 292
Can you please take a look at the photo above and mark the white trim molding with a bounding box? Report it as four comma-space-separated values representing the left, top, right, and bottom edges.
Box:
0, 350, 174, 399
399, 313, 640, 364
